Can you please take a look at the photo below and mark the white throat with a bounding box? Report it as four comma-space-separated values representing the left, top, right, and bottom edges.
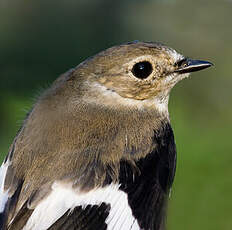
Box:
82, 82, 170, 116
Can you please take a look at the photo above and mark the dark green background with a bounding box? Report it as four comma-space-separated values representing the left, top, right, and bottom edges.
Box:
1, 0, 232, 229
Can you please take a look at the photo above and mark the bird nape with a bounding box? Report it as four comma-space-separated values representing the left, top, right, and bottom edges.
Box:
0, 41, 212, 230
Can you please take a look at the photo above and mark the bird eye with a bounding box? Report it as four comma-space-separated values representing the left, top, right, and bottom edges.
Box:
131, 61, 153, 79
176, 58, 188, 68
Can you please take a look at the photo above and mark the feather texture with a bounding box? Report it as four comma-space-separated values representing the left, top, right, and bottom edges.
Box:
0, 42, 199, 230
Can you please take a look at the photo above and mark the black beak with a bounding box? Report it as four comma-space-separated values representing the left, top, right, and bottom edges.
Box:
175, 58, 213, 74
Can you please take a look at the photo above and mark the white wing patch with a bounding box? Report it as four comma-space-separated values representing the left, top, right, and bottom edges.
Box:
23, 182, 140, 230
0, 159, 10, 213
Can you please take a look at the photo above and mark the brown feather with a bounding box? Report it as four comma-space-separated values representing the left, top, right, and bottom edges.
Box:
3, 41, 185, 227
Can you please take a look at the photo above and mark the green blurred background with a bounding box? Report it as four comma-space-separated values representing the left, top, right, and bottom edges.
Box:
0, 0, 231, 229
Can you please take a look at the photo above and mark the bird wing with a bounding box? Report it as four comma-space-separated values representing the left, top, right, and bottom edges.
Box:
1, 178, 140, 230
0, 149, 141, 230
0, 124, 176, 230
0, 139, 142, 230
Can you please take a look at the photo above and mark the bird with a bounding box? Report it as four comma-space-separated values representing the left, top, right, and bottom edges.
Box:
0, 41, 212, 230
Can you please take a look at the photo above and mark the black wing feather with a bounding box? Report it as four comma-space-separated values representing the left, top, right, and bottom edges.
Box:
48, 203, 110, 230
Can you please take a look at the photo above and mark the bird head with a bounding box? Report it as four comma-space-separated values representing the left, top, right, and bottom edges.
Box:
62, 41, 213, 115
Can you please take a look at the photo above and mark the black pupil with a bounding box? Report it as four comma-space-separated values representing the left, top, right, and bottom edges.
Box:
132, 61, 153, 79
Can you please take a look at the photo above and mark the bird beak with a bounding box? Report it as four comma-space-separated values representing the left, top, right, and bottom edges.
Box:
175, 58, 213, 74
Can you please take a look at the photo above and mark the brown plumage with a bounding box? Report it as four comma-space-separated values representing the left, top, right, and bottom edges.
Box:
0, 41, 212, 230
